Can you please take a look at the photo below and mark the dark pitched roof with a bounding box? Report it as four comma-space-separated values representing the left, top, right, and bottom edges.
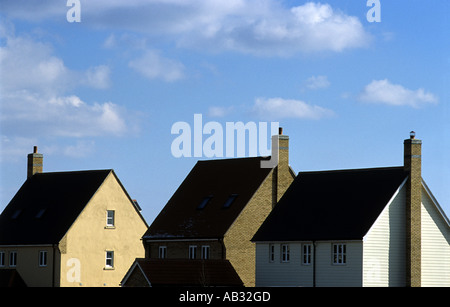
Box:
0, 170, 112, 245
0, 269, 27, 287
122, 258, 243, 287
252, 167, 408, 242
144, 157, 273, 240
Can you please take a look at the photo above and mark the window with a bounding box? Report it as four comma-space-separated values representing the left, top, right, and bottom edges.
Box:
201, 245, 210, 260
35, 209, 46, 219
159, 246, 167, 259
223, 194, 238, 208
9, 251, 17, 267
39, 251, 47, 267
197, 196, 212, 210
302, 244, 312, 265
0, 251, 5, 267
105, 251, 114, 268
189, 246, 197, 259
281, 244, 290, 263
11, 210, 22, 220
333, 243, 346, 265
269, 244, 275, 262
106, 210, 115, 227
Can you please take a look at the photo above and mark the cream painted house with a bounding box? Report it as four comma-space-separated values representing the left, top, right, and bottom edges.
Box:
0, 147, 148, 287
252, 133, 450, 287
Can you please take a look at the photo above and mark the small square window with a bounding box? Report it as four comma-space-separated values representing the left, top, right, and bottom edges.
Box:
189, 246, 197, 259
201, 246, 210, 260
39, 251, 47, 267
333, 243, 346, 265
159, 246, 167, 259
0, 251, 5, 267
281, 244, 290, 263
302, 244, 312, 265
9, 251, 17, 267
269, 244, 275, 263
105, 251, 114, 268
106, 210, 115, 227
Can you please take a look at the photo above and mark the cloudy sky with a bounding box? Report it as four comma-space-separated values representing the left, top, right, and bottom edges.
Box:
1, 0, 449, 222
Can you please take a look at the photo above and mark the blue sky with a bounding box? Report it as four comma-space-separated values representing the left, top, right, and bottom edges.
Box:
0, 0, 449, 223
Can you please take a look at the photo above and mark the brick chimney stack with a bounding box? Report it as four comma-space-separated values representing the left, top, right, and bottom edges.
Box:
27, 146, 43, 178
276, 127, 291, 202
404, 131, 422, 287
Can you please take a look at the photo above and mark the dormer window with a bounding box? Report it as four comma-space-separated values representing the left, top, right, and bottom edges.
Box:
106, 210, 115, 227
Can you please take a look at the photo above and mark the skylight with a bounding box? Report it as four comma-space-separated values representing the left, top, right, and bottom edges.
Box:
11, 209, 22, 219
35, 209, 46, 219
197, 196, 212, 210
223, 194, 238, 209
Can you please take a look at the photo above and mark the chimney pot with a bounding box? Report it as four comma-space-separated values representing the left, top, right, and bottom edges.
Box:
279, 127, 283, 135
410, 131, 416, 139
33, 146, 38, 153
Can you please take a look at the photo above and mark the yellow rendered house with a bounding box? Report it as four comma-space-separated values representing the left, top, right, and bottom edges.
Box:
0, 147, 148, 287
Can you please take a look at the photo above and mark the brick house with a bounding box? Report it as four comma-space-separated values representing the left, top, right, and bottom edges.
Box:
122, 131, 295, 287
0, 147, 148, 287
252, 133, 450, 287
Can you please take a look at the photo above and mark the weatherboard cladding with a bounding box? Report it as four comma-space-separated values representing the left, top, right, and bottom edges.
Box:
143, 157, 273, 240
252, 167, 408, 242
0, 170, 111, 245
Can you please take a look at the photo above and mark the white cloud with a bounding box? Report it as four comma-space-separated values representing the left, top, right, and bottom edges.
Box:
82, 65, 111, 89
0, 31, 131, 138
359, 79, 438, 108
304, 75, 330, 90
252, 97, 334, 120
2, 1, 371, 56
128, 50, 185, 82
208, 106, 234, 118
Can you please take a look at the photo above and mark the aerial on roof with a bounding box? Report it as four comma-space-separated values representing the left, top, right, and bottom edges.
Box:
143, 156, 274, 240
252, 167, 408, 242
0, 170, 112, 245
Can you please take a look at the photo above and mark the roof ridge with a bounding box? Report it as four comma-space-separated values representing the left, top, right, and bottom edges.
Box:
297, 166, 404, 175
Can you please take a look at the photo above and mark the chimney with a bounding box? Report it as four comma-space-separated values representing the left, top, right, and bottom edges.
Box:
276, 127, 291, 202
27, 146, 43, 178
404, 131, 422, 287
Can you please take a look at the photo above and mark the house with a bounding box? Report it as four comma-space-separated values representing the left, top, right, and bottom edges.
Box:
121, 258, 243, 287
123, 130, 295, 287
0, 147, 148, 287
252, 132, 450, 287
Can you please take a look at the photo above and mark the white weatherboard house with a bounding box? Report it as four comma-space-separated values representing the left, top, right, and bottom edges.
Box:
252, 133, 450, 287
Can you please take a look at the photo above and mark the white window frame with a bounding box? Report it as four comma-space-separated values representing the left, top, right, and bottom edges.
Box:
332, 243, 346, 265
201, 245, 210, 260
0, 251, 5, 267
159, 246, 167, 259
269, 244, 275, 263
106, 210, 115, 227
39, 250, 48, 267
105, 251, 114, 268
281, 244, 290, 263
189, 245, 197, 259
9, 251, 17, 267
302, 244, 312, 265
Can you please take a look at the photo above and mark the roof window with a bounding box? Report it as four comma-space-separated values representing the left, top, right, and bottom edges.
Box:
35, 209, 46, 219
223, 194, 238, 209
197, 196, 212, 210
